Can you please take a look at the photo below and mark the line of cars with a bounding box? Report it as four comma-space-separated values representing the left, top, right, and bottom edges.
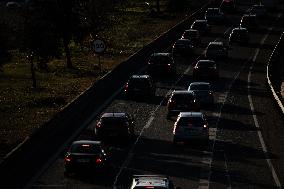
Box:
62, 0, 268, 183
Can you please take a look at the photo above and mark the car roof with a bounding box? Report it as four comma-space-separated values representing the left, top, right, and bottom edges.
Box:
151, 53, 171, 57
190, 82, 210, 86
101, 112, 128, 118
242, 14, 257, 18
207, 7, 220, 11
179, 112, 204, 117
130, 75, 151, 79
194, 19, 207, 23
233, 27, 248, 31
197, 59, 215, 63
208, 41, 224, 46
176, 38, 191, 42
185, 29, 198, 32
172, 90, 195, 95
72, 140, 101, 146
133, 175, 168, 187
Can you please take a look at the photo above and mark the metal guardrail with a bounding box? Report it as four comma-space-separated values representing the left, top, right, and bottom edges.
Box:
0, 2, 211, 188
267, 31, 284, 114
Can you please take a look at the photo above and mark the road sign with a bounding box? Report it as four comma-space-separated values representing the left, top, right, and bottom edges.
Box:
93, 39, 106, 54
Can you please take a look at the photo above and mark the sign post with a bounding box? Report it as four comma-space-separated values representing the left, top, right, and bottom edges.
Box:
93, 39, 106, 73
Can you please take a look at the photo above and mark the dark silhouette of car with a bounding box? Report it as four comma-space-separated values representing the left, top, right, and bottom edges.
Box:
167, 90, 200, 118
147, 53, 176, 76
95, 112, 135, 139
181, 29, 201, 46
193, 59, 219, 80
190, 20, 211, 35
229, 27, 249, 45
124, 75, 156, 98
172, 39, 194, 58
64, 140, 108, 175
130, 175, 179, 189
205, 41, 228, 60
247, 4, 266, 18
240, 14, 258, 31
188, 82, 214, 104
173, 112, 209, 145
220, 0, 236, 12
205, 8, 225, 24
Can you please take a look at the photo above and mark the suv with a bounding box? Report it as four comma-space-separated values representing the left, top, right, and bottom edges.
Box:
95, 112, 135, 139
205, 7, 225, 24
229, 27, 249, 45
190, 20, 211, 35
181, 29, 201, 46
130, 175, 177, 189
167, 90, 199, 118
205, 41, 228, 60
173, 112, 209, 145
147, 53, 176, 76
124, 75, 156, 98
240, 14, 258, 31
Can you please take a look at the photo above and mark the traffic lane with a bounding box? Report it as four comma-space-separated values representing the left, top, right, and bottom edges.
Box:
210, 12, 284, 189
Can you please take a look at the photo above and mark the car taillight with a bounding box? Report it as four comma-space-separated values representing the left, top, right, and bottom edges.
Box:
124, 84, 129, 92
168, 100, 175, 108
96, 158, 102, 164
96, 122, 101, 128
64, 156, 72, 162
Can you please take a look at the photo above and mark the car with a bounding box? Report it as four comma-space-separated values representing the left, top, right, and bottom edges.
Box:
167, 90, 200, 118
130, 175, 178, 189
220, 0, 236, 12
247, 4, 266, 18
172, 39, 194, 58
190, 19, 211, 35
192, 59, 219, 80
205, 41, 228, 60
124, 75, 156, 98
172, 112, 209, 145
204, 7, 225, 24
6, 1, 21, 9
147, 53, 176, 76
181, 29, 201, 46
229, 27, 249, 45
64, 140, 108, 174
188, 82, 214, 104
95, 112, 135, 139
240, 14, 258, 31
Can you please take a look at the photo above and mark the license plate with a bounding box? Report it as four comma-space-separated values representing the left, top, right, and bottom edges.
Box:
77, 159, 90, 163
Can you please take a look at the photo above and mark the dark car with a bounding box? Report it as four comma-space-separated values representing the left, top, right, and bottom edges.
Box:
193, 59, 219, 80
220, 0, 236, 12
64, 140, 108, 174
247, 4, 266, 18
124, 75, 156, 98
190, 20, 211, 35
205, 41, 228, 60
181, 29, 201, 46
95, 112, 135, 139
229, 27, 249, 45
188, 82, 214, 104
147, 53, 176, 76
205, 7, 225, 24
172, 39, 194, 58
173, 112, 209, 145
167, 90, 200, 118
130, 175, 178, 189
240, 14, 258, 31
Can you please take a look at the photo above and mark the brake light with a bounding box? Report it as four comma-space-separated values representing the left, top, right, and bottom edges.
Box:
96, 158, 102, 164
168, 99, 175, 108
96, 121, 101, 128
124, 83, 129, 92
64, 156, 72, 162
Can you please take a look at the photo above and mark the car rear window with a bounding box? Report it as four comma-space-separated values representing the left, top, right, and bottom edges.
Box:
71, 143, 100, 154
101, 117, 128, 127
149, 56, 172, 65
129, 78, 151, 88
197, 61, 216, 68
177, 117, 205, 127
172, 93, 195, 102
190, 84, 210, 90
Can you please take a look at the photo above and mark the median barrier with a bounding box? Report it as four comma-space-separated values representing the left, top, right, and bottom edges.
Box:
0, 2, 211, 188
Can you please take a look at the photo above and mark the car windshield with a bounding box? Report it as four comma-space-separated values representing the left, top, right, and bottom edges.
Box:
70, 143, 101, 154
172, 93, 195, 103
149, 56, 171, 64
190, 84, 210, 90
177, 117, 205, 127
101, 117, 128, 126
197, 61, 216, 68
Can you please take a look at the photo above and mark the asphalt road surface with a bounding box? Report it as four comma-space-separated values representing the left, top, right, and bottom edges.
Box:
29, 2, 284, 189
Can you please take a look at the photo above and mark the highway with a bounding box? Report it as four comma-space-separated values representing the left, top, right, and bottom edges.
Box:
28, 2, 284, 189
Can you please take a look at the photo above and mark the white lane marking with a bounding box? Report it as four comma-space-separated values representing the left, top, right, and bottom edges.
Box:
248, 16, 282, 187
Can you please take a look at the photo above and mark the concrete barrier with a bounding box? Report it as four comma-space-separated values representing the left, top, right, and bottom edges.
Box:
267, 31, 284, 114
0, 2, 211, 188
